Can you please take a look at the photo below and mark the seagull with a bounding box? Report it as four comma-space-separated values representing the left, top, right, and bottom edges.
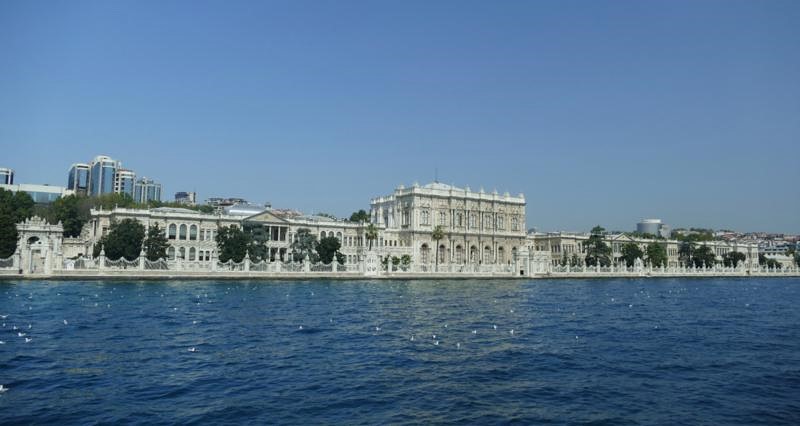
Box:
432, 334, 437, 339
298, 325, 303, 330
63, 320, 68, 325
375, 326, 381, 331
493, 325, 497, 330
12, 325, 17, 330
434, 340, 439, 346
0, 314, 7, 319
456, 343, 461, 349
17, 332, 25, 337
444, 324, 448, 328
192, 320, 197, 325
0, 385, 7, 393
472, 330, 477, 334
188, 347, 197, 352
510, 329, 515, 335
25, 338, 32, 343
0, 341, 5, 345
410, 335, 415, 341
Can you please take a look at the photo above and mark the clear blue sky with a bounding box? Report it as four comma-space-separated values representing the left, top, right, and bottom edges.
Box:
1, 1, 798, 233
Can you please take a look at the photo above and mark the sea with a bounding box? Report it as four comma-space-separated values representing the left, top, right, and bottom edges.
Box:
1, 278, 798, 425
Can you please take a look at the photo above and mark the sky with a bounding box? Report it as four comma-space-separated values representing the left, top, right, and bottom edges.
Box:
1, 1, 798, 233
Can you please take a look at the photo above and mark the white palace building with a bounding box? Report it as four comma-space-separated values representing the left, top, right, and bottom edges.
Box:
2, 181, 790, 278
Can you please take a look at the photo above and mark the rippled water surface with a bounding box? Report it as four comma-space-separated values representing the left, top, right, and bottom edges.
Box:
1, 278, 799, 424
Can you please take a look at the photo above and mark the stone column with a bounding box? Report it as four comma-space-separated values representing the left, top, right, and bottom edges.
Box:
333, 260, 338, 273
139, 249, 146, 271
303, 254, 310, 273
244, 253, 251, 272
98, 249, 106, 271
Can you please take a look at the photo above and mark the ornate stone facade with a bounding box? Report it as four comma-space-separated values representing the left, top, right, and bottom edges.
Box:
370, 182, 527, 265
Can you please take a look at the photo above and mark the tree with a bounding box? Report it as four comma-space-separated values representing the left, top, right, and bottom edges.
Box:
584, 226, 611, 267
142, 224, 170, 261
316, 236, 344, 264
48, 194, 91, 238
349, 209, 370, 223
570, 253, 579, 267
432, 225, 445, 270
646, 242, 668, 268
401, 254, 412, 270
678, 241, 696, 267
560, 252, 568, 267
722, 251, 746, 268
96, 219, 145, 261
215, 225, 250, 263
365, 224, 378, 251
291, 228, 318, 262
391, 256, 401, 270
692, 245, 716, 268
620, 242, 644, 267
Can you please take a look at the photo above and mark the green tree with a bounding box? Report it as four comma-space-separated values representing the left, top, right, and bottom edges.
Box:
391, 256, 401, 269
432, 225, 445, 270
560, 252, 568, 267
215, 225, 250, 263
570, 253, 579, 267
142, 223, 170, 261
678, 241, 696, 267
401, 254, 412, 270
692, 245, 716, 268
365, 224, 378, 251
646, 242, 668, 267
584, 226, 612, 267
0, 190, 35, 257
48, 194, 91, 237
96, 219, 145, 261
316, 235, 344, 264
291, 228, 318, 262
722, 251, 746, 267
620, 242, 644, 267
349, 209, 370, 223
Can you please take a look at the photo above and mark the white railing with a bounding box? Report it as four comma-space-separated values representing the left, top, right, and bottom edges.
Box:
310, 262, 333, 272
105, 257, 139, 269
217, 259, 245, 271
144, 258, 169, 270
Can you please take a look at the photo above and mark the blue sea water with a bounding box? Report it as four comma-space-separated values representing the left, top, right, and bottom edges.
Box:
1, 278, 799, 425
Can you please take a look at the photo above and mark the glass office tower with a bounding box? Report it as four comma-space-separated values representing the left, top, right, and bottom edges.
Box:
67, 163, 90, 194
134, 177, 162, 204
0, 167, 14, 185
89, 156, 118, 196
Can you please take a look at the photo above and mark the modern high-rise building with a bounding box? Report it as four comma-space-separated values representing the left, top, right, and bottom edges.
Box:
175, 191, 197, 206
67, 163, 90, 195
134, 177, 162, 204
113, 168, 136, 197
89, 155, 119, 196
0, 167, 14, 185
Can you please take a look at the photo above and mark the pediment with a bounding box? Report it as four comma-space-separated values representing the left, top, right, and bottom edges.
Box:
244, 211, 291, 224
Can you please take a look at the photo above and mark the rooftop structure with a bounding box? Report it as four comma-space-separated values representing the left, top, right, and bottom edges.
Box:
0, 167, 14, 185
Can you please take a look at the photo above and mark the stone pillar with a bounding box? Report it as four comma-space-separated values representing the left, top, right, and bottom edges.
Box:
244, 253, 250, 272
98, 249, 107, 271
210, 251, 217, 272
333, 260, 338, 272
304, 254, 310, 273
139, 249, 146, 271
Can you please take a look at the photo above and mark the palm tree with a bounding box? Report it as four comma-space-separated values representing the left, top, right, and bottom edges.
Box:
365, 224, 378, 251
432, 225, 445, 271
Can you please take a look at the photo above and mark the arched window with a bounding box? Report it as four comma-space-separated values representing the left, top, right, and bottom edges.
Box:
336, 232, 342, 241
179, 224, 187, 240
483, 246, 492, 264
512, 247, 518, 261
438, 244, 446, 264
420, 244, 430, 264
321, 231, 326, 239
189, 247, 196, 261
189, 225, 198, 241
456, 213, 463, 227
455, 245, 464, 264
168, 224, 177, 240
178, 247, 185, 260
470, 246, 478, 263
498, 247, 505, 264
167, 246, 175, 260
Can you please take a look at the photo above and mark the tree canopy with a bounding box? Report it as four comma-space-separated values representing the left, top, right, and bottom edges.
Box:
143, 224, 170, 261
691, 245, 717, 267
0, 189, 35, 258
349, 209, 370, 223
365, 224, 378, 251
316, 236, 344, 264
646, 242, 668, 267
584, 226, 611, 267
215, 225, 250, 263
722, 251, 746, 268
620, 242, 644, 267
94, 219, 145, 261
291, 228, 318, 262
